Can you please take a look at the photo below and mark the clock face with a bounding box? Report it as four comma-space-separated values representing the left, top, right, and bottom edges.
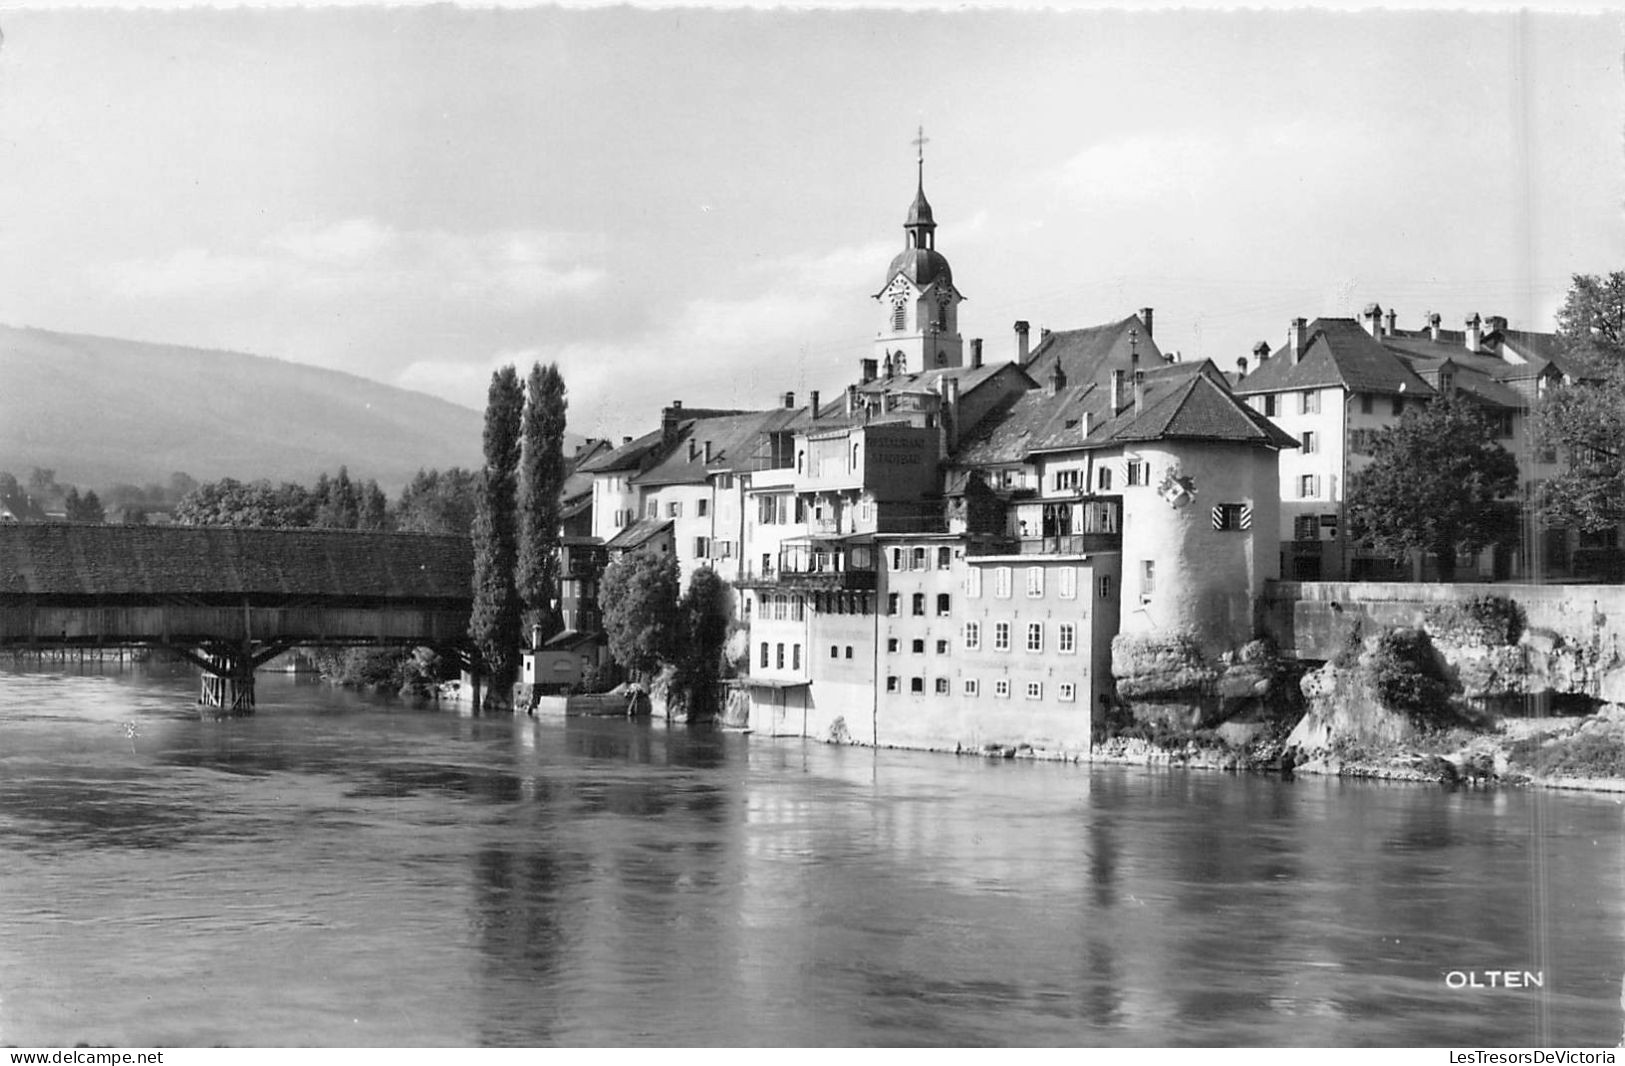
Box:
935, 283, 955, 307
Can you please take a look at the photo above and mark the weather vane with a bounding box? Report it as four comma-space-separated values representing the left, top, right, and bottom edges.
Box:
912, 125, 929, 167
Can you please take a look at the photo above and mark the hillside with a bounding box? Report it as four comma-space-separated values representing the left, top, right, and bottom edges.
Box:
0, 325, 492, 492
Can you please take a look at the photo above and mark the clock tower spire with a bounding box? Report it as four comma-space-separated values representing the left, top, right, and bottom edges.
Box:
874, 127, 963, 372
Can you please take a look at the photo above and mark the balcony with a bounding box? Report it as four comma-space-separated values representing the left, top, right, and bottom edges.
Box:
965, 532, 1121, 557
736, 565, 878, 591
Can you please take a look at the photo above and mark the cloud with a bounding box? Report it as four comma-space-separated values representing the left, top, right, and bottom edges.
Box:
104, 219, 607, 307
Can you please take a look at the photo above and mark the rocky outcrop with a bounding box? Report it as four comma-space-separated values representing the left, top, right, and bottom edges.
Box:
1111, 632, 1296, 730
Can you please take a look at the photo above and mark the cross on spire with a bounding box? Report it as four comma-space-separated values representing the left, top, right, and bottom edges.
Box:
912, 125, 929, 183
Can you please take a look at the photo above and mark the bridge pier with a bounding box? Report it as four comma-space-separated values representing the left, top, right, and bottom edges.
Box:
172, 641, 291, 717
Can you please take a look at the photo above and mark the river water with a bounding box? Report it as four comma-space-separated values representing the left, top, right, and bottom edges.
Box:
0, 663, 1621, 1048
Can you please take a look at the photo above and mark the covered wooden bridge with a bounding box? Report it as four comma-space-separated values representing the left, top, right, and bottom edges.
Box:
0, 524, 474, 712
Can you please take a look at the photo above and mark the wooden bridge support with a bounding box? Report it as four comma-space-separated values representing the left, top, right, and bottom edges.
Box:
167, 641, 293, 717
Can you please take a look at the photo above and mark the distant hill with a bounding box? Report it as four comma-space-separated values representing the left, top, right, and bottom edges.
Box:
0, 325, 502, 493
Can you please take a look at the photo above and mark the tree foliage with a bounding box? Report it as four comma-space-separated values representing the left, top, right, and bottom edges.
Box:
1534, 362, 1625, 533
468, 366, 526, 705
1554, 270, 1625, 369
393, 467, 480, 536
671, 566, 731, 719
516, 362, 569, 636
600, 548, 680, 683
1347, 399, 1520, 581
173, 478, 316, 528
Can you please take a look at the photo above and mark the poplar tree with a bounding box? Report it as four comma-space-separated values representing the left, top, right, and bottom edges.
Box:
469, 366, 526, 707
516, 362, 569, 637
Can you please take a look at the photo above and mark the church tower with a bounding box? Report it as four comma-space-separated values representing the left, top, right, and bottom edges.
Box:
874, 129, 963, 373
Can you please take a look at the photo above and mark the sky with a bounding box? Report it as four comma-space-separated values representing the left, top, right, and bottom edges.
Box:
0, 3, 1622, 443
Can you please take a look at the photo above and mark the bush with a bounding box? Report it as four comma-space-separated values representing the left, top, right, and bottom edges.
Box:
1424, 595, 1525, 646
1366, 628, 1455, 726
1506, 730, 1625, 778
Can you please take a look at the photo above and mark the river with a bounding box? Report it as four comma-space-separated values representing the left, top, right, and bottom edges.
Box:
0, 662, 1620, 1047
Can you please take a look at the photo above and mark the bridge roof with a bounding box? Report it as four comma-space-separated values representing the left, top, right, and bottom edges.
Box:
0, 525, 473, 600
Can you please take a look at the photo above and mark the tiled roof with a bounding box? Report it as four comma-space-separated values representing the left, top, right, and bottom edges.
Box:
0, 524, 472, 600
604, 518, 672, 551
1021, 314, 1163, 387
953, 360, 1295, 465
631, 408, 805, 486
1233, 319, 1436, 398
578, 428, 665, 474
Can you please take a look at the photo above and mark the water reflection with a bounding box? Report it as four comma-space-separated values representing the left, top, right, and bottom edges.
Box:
0, 663, 1620, 1046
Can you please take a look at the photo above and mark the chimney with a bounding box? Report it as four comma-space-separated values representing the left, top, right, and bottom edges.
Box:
688, 439, 698, 461
622, 435, 633, 446
860, 357, 878, 384
1133, 369, 1145, 416
1253, 340, 1271, 364
1047, 361, 1067, 396
845, 384, 859, 416
1361, 303, 1382, 338
1427, 312, 1442, 343
945, 376, 960, 409
1236, 357, 1249, 379
1080, 411, 1091, 439
1289, 318, 1308, 364
703, 440, 713, 462
782, 391, 795, 409
1041, 327, 1052, 340
1384, 308, 1397, 336
808, 390, 820, 421
1465, 313, 1482, 354
661, 403, 682, 444
1139, 307, 1154, 339
1110, 369, 1126, 414
1014, 320, 1030, 363
530, 623, 544, 651
969, 338, 983, 369
882, 353, 895, 378
1487, 314, 1507, 335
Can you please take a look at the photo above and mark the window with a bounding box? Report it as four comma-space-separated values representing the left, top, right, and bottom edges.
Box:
892, 300, 906, 332
792, 645, 801, 671
995, 567, 1012, 599
1294, 515, 1319, 541
1301, 431, 1317, 454
937, 593, 951, 616
1058, 682, 1077, 702
846, 646, 854, 659
887, 637, 899, 653
1392, 395, 1405, 417
1027, 622, 1043, 652
1360, 393, 1374, 415
963, 621, 981, 650
967, 568, 983, 598
1300, 389, 1320, 415
760, 643, 769, 669
1141, 560, 1156, 599
994, 679, 1011, 699
1026, 567, 1044, 598
1054, 469, 1081, 492
1059, 567, 1077, 599
647, 500, 659, 519
891, 548, 904, 571
668, 501, 682, 518
1299, 474, 1318, 499
1126, 460, 1150, 486
693, 537, 709, 558
911, 547, 927, 571
1098, 467, 1113, 492
964, 678, 980, 697
791, 597, 805, 621
1263, 394, 1278, 417
1059, 623, 1076, 654
1212, 503, 1249, 531
830, 645, 840, 659
887, 676, 900, 693
936, 639, 949, 654
994, 622, 1011, 651
776, 643, 785, 669
912, 639, 925, 654
1026, 682, 1043, 700
887, 593, 900, 616
1099, 575, 1114, 600
912, 593, 926, 616
910, 677, 925, 694
934, 677, 950, 695
937, 546, 952, 569
697, 499, 709, 517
